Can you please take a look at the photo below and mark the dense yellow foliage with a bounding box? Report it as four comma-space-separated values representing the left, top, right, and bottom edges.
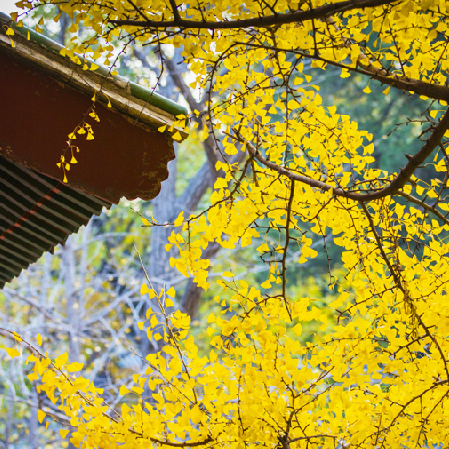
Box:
6, 0, 449, 447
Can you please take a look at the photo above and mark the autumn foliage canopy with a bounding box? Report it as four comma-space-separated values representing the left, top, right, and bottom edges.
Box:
6, 0, 449, 447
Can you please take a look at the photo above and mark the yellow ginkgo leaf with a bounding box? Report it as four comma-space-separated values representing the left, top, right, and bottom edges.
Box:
430, 110, 440, 118
119, 385, 130, 395
363, 85, 371, 94
54, 352, 69, 369
131, 386, 144, 395
293, 323, 303, 336
60, 429, 70, 439
174, 212, 184, 227
6, 347, 20, 358
141, 283, 149, 295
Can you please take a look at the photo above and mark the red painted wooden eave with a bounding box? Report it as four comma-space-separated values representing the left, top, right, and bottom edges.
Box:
0, 45, 175, 204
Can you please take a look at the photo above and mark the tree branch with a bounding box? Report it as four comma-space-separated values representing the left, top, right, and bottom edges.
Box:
288, 434, 338, 443
163, 55, 202, 111
180, 241, 221, 318
243, 43, 449, 103
111, 0, 398, 29
168, 0, 181, 21
161, 50, 222, 180
397, 190, 449, 227
234, 107, 449, 203
170, 160, 215, 221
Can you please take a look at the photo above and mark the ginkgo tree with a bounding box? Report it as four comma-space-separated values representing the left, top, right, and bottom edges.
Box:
5, 0, 449, 447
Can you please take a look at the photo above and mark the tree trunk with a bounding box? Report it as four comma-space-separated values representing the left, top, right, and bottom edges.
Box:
141, 156, 177, 358
62, 236, 80, 449
29, 386, 39, 449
